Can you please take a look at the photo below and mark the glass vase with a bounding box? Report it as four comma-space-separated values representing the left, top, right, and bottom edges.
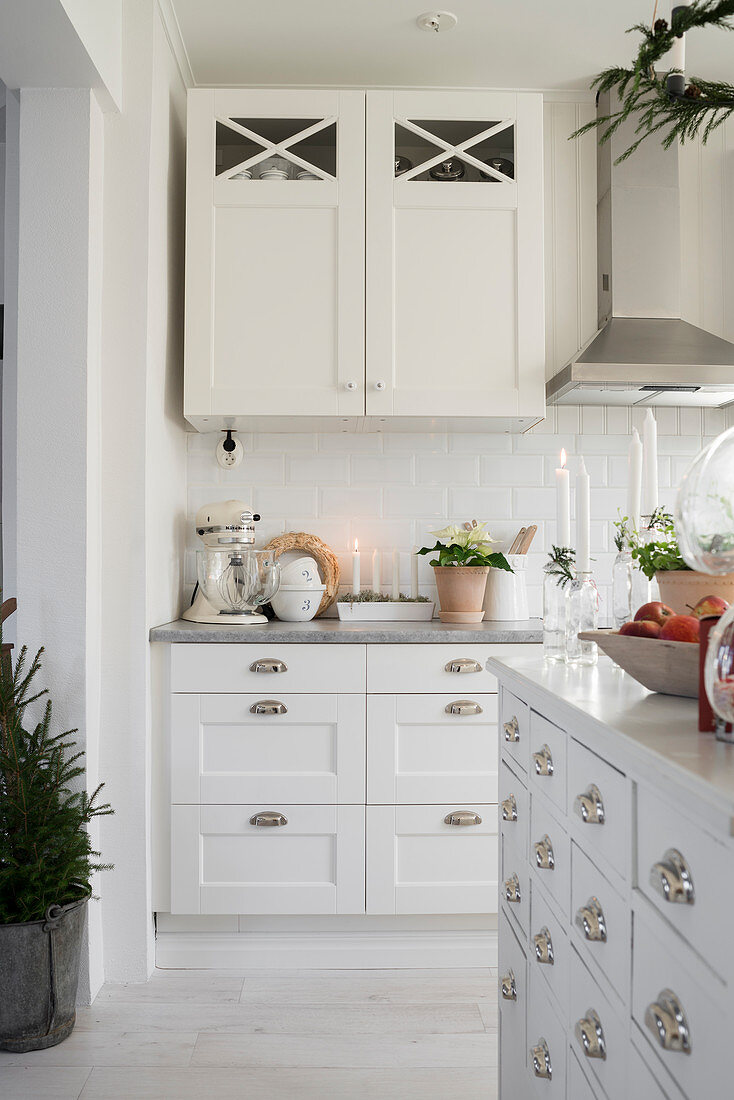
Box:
565, 573, 599, 665
543, 573, 567, 662
612, 547, 633, 629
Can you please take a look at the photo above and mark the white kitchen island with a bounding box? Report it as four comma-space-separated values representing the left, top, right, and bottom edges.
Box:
490, 653, 734, 1100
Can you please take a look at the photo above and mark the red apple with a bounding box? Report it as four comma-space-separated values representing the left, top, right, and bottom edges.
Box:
690, 595, 730, 620
619, 620, 661, 638
634, 601, 675, 626
659, 615, 701, 643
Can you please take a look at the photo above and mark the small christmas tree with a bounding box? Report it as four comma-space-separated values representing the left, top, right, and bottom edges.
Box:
0, 630, 112, 924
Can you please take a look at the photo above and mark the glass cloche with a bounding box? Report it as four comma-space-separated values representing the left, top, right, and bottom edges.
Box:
675, 426, 734, 575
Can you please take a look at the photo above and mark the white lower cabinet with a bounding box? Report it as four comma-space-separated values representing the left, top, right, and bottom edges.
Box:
366, 803, 497, 914
528, 968, 568, 1097
499, 910, 527, 1099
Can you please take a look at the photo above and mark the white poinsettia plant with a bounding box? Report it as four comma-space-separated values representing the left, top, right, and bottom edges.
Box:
417, 520, 513, 571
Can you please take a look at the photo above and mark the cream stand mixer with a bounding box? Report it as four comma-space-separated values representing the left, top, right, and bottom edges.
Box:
183, 500, 280, 625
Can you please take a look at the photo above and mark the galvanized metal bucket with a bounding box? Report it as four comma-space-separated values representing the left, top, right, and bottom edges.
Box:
0, 895, 88, 1052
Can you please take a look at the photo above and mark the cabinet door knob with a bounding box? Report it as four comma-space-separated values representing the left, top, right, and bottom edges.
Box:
250, 700, 288, 715
444, 657, 482, 674
575, 1009, 607, 1061
249, 811, 288, 827
445, 699, 483, 716
249, 658, 287, 674
650, 848, 695, 905
532, 743, 554, 776
533, 834, 555, 871
503, 715, 520, 742
444, 810, 482, 827
344, 380, 358, 391
533, 926, 554, 965
500, 969, 517, 1001
575, 896, 607, 942
574, 783, 605, 824
530, 1038, 552, 1079
504, 873, 521, 903
645, 989, 692, 1054
501, 795, 518, 823
374, 380, 386, 390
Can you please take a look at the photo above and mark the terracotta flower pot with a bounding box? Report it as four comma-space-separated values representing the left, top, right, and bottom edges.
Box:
433, 565, 489, 623
655, 569, 734, 616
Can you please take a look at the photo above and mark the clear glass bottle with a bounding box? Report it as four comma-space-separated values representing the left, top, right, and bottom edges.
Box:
565, 573, 599, 665
543, 573, 567, 662
612, 545, 633, 629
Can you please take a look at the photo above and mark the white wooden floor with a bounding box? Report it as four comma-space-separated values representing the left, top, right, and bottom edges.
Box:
0, 967, 498, 1099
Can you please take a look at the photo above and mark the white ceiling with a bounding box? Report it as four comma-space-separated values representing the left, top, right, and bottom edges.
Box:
170, 0, 734, 90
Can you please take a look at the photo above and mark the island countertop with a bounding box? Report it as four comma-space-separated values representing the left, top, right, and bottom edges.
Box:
488, 653, 734, 831
150, 617, 543, 644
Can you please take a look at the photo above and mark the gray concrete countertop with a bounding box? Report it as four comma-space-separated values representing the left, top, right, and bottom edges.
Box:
150, 617, 543, 644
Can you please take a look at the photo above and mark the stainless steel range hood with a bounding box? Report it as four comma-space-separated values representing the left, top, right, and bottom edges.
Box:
546, 93, 734, 408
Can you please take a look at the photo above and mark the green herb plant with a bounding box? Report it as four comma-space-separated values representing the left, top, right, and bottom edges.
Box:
417, 521, 513, 572
629, 509, 691, 580
0, 636, 113, 924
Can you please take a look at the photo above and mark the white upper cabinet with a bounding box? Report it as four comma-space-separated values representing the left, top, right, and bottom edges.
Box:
184, 88, 366, 428
366, 90, 545, 423
184, 88, 547, 431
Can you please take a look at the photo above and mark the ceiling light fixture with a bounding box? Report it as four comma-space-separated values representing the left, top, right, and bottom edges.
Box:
416, 11, 458, 33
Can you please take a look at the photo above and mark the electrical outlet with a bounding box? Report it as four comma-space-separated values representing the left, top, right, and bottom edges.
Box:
216, 434, 244, 470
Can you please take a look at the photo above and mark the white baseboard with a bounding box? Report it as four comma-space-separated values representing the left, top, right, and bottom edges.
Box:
156, 928, 498, 969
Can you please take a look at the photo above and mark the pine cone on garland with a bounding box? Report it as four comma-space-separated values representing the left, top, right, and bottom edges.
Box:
684, 83, 703, 99
654, 18, 668, 33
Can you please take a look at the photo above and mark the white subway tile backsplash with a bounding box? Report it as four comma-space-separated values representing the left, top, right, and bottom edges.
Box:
580, 407, 606, 435
653, 408, 678, 434
448, 487, 513, 516
252, 486, 318, 516
604, 408, 630, 435
704, 408, 727, 437
318, 432, 382, 454
555, 406, 581, 435
224, 455, 285, 485
512, 487, 557, 520
286, 455, 349, 485
678, 407, 702, 436
449, 433, 513, 455
382, 432, 447, 454
321, 487, 381, 516
352, 455, 413, 484
483, 455, 543, 486
417, 455, 479, 485
575, 434, 635, 455
384, 487, 446, 517
254, 433, 318, 452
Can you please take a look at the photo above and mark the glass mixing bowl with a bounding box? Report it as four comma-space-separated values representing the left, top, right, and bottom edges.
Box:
196, 548, 280, 614
676, 426, 734, 575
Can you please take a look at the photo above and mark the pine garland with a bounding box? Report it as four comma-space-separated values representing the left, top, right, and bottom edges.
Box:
544, 546, 577, 589
0, 636, 113, 923
572, 0, 734, 162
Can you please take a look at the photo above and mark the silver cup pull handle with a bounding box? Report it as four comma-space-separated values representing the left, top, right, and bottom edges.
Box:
645, 989, 692, 1054
249, 811, 288, 827
444, 657, 482, 673
575, 1009, 607, 1061
575, 896, 607, 942
533, 834, 555, 870
444, 810, 482, 827
650, 848, 695, 905
532, 743, 554, 776
250, 700, 288, 715
574, 783, 605, 825
500, 969, 517, 1001
445, 699, 483, 716
533, 926, 554, 965
531, 1038, 552, 1079
504, 873, 521, 903
503, 715, 520, 742
249, 658, 287, 673
501, 795, 518, 823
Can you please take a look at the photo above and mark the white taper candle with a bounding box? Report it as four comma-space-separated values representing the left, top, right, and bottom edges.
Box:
411, 547, 419, 599
351, 538, 360, 597
627, 428, 643, 533
372, 549, 381, 594
555, 449, 571, 547
576, 458, 591, 574
392, 549, 400, 600
641, 409, 659, 520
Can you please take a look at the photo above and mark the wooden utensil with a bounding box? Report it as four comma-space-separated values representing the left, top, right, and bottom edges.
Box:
518, 525, 538, 554
508, 528, 526, 555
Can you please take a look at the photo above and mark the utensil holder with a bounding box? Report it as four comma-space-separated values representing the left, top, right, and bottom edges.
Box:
483, 555, 529, 621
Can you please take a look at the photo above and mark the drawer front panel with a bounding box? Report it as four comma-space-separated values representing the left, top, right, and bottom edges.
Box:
528, 711, 567, 815
568, 739, 628, 882
499, 910, 528, 1098
527, 967, 568, 1098
172, 693, 366, 805
367, 643, 537, 694
570, 842, 630, 1003
530, 881, 569, 1016
499, 759, 529, 857
632, 907, 727, 1099
500, 688, 530, 775
629, 1040, 679, 1100
568, 1051, 602, 1099
171, 803, 365, 915
501, 830, 530, 938
636, 781, 734, 977
367, 804, 497, 915
530, 795, 571, 919
367, 693, 498, 804
570, 947, 627, 1099
170, 643, 366, 694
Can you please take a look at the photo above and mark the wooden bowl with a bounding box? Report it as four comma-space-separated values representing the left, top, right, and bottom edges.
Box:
579, 630, 699, 698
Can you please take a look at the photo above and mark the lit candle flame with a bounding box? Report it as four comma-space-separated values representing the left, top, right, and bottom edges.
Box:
560, 448, 567, 469
354, 538, 359, 552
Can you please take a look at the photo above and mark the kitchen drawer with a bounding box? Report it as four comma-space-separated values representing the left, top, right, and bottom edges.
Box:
499, 759, 529, 857
568, 1051, 602, 1099
571, 842, 630, 1003
367, 693, 498, 804
636, 780, 734, 980
500, 687, 530, 776
530, 877, 569, 1015
170, 643, 366, 694
499, 909, 528, 1099
366, 643, 519, 694
528, 966, 567, 1098
568, 739, 628, 882
171, 803, 365, 915
366, 803, 497, 914
171, 693, 366, 805
632, 904, 728, 1100
529, 711, 567, 816
530, 795, 571, 919
570, 946, 627, 1100
501, 830, 530, 938
629, 1038, 683, 1100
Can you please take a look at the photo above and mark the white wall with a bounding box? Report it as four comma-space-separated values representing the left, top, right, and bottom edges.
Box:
59, 0, 123, 108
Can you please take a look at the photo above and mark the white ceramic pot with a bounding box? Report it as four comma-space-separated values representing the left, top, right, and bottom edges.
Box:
483, 554, 529, 621
279, 556, 320, 586
271, 583, 325, 622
